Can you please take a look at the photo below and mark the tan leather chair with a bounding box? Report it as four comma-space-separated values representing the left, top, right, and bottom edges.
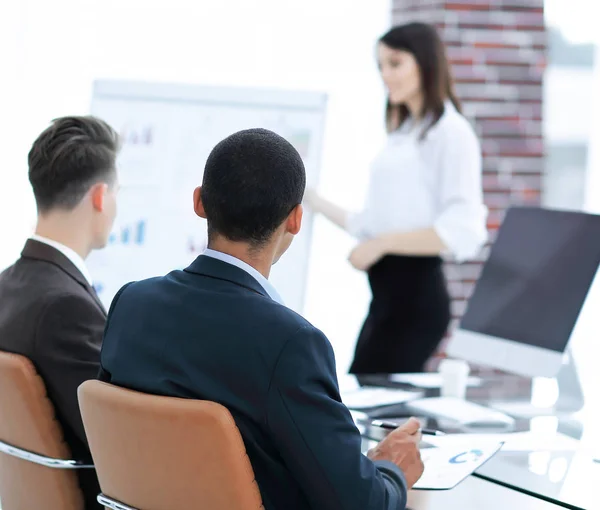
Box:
78, 380, 264, 510
0, 352, 93, 510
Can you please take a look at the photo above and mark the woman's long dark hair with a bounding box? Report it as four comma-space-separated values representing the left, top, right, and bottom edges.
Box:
379, 22, 461, 138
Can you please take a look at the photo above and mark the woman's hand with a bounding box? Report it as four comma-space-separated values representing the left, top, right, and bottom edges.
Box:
349, 238, 385, 271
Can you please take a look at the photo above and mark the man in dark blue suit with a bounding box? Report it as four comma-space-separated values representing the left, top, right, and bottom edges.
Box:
99, 128, 423, 509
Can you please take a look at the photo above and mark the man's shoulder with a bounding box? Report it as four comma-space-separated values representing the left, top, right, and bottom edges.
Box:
0, 257, 30, 283
110, 269, 322, 338
0, 258, 90, 310
110, 274, 171, 304
1, 255, 83, 290
263, 299, 320, 335
0, 281, 103, 358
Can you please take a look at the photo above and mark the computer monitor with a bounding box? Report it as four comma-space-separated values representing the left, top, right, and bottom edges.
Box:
447, 207, 600, 378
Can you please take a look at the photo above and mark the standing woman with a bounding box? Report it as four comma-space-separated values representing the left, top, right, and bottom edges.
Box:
305, 23, 487, 374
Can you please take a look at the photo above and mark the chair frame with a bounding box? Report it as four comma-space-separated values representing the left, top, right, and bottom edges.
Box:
0, 438, 94, 469
97, 493, 139, 510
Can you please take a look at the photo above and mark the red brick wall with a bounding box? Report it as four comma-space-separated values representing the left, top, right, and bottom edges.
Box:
391, 0, 546, 344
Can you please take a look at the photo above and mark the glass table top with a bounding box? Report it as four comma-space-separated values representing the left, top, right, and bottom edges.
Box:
352, 374, 599, 510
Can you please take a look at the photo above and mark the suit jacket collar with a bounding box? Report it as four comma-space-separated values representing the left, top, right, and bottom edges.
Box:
184, 254, 270, 299
21, 239, 107, 315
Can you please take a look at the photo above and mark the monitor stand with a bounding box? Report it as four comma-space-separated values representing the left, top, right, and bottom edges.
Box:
554, 349, 585, 413
490, 349, 584, 418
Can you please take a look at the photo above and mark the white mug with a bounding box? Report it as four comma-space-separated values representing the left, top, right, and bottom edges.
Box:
438, 358, 470, 399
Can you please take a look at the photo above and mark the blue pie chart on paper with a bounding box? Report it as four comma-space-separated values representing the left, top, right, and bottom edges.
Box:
449, 449, 484, 464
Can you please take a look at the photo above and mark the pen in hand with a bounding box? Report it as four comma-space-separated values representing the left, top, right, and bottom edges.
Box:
370, 419, 445, 436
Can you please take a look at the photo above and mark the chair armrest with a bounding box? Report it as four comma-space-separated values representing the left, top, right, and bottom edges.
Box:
0, 439, 94, 469
97, 493, 139, 510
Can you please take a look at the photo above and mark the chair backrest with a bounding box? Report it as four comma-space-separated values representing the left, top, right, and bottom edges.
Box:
78, 380, 264, 510
0, 352, 85, 510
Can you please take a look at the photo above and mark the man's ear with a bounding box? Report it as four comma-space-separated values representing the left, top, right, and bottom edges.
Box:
286, 204, 303, 236
193, 186, 207, 219
90, 183, 108, 212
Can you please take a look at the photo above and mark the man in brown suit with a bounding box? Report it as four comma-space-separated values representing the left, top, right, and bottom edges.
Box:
0, 116, 120, 509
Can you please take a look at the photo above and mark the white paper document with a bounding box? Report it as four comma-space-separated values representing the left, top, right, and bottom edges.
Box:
389, 373, 482, 389
340, 387, 420, 409
432, 431, 581, 452
413, 439, 504, 490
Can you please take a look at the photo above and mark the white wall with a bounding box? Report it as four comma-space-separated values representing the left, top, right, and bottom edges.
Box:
544, 67, 594, 145
0, 0, 391, 373
585, 50, 600, 213
545, 0, 597, 45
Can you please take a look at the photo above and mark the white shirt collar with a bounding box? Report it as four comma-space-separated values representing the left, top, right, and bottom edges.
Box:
202, 248, 283, 305
30, 234, 93, 286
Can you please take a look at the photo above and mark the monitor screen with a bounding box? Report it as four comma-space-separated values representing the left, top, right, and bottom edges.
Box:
460, 207, 600, 353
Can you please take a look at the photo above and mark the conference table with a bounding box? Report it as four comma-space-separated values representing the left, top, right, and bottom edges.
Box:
353, 374, 599, 510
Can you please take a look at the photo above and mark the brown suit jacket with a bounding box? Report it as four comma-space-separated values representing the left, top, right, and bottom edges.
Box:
0, 239, 106, 509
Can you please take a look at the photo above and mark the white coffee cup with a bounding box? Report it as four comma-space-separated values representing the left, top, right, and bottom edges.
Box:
438, 358, 470, 399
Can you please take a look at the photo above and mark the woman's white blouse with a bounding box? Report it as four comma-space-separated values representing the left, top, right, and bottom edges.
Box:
347, 102, 488, 262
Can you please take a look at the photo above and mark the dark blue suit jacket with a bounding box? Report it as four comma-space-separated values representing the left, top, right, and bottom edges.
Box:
99, 255, 408, 509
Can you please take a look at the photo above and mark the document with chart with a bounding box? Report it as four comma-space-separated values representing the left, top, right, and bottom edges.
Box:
414, 439, 504, 490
